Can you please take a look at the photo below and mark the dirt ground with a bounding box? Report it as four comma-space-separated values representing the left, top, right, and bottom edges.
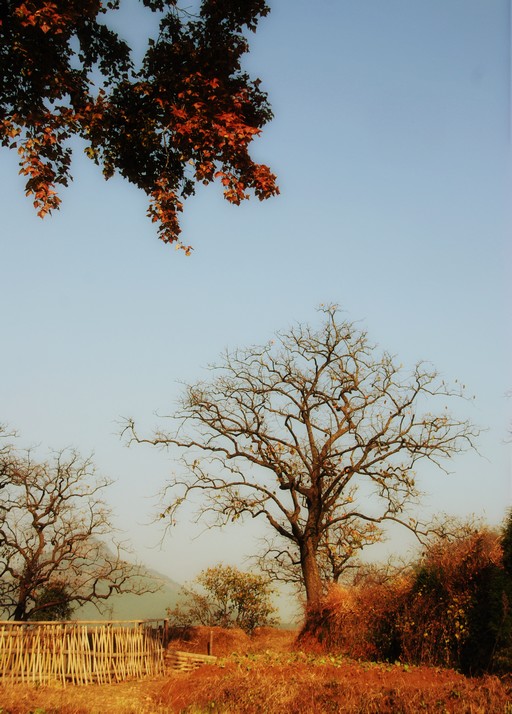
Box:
0, 627, 510, 713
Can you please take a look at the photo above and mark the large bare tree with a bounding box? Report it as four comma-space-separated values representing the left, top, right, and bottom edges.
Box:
0, 443, 153, 620
125, 306, 479, 611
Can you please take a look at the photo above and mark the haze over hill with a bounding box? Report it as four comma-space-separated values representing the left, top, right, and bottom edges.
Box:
74, 569, 182, 622
75, 568, 298, 627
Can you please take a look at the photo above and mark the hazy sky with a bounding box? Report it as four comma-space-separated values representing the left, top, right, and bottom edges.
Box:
1, 0, 510, 593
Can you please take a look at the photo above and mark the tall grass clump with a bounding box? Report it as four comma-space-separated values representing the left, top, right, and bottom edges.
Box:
298, 566, 408, 661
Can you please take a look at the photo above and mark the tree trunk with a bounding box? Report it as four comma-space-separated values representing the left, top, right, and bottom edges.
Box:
297, 538, 327, 648
13, 600, 27, 621
13, 580, 30, 620
300, 538, 323, 612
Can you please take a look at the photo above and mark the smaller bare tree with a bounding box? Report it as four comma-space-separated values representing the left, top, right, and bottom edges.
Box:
0, 443, 154, 621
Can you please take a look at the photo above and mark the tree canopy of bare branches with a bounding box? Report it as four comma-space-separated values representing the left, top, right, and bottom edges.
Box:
125, 306, 479, 610
0, 441, 154, 620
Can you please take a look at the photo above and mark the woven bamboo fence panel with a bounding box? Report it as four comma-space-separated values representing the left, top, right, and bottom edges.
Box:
0, 620, 165, 685
165, 650, 217, 672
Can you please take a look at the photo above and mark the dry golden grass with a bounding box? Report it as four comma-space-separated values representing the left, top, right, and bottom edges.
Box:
0, 628, 510, 713
156, 656, 512, 714
165, 625, 297, 657
165, 625, 251, 657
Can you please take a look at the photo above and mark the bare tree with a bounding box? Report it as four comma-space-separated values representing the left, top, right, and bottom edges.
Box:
0, 444, 154, 620
125, 306, 479, 612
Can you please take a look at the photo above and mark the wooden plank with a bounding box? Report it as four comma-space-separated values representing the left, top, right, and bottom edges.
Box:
165, 650, 218, 672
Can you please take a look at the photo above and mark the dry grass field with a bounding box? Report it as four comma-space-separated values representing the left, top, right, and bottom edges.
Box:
0, 628, 511, 713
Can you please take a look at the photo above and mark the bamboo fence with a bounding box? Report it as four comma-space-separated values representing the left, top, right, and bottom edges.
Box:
0, 620, 166, 685
165, 650, 217, 672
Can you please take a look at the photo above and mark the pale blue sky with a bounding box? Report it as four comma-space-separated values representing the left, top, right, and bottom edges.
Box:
1, 1, 510, 593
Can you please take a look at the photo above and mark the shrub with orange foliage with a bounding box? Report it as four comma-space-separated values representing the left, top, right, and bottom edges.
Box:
398, 528, 504, 671
299, 523, 512, 675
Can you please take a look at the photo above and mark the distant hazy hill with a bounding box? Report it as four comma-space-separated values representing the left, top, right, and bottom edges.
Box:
74, 569, 182, 622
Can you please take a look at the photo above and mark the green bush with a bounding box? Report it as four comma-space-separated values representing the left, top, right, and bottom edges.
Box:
168, 564, 278, 634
